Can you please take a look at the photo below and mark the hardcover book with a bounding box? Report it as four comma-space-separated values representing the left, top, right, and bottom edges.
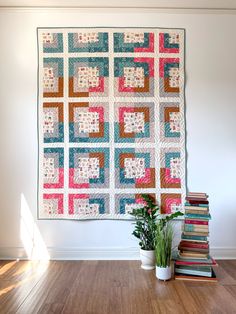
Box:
175, 269, 217, 282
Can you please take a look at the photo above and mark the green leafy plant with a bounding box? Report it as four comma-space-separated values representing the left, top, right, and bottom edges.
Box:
130, 194, 158, 250
155, 222, 173, 268
130, 194, 184, 251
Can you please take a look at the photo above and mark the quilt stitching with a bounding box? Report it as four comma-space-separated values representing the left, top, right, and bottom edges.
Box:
38, 28, 186, 219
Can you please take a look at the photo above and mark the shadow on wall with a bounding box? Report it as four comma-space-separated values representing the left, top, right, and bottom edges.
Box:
20, 194, 49, 260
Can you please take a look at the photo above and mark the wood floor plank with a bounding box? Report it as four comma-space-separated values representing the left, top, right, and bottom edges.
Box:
213, 263, 236, 285
172, 281, 200, 313
151, 281, 187, 314
224, 285, 236, 299
217, 260, 236, 282
186, 284, 236, 314
0, 260, 21, 279
0, 261, 49, 313
0, 260, 236, 313
61, 261, 100, 314
16, 261, 83, 314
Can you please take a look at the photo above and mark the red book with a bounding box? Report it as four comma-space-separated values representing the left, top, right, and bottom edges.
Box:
185, 219, 209, 225
179, 247, 209, 252
179, 241, 209, 249
175, 273, 217, 282
175, 259, 217, 266
188, 200, 209, 205
180, 240, 209, 246
186, 197, 208, 202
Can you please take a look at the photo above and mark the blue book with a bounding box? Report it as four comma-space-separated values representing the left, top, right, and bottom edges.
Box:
185, 213, 211, 220
184, 224, 209, 232
185, 202, 209, 208
181, 234, 208, 242
175, 265, 212, 277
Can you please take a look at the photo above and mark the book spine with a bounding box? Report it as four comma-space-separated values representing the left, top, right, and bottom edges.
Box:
185, 219, 209, 225
187, 195, 208, 199
181, 235, 208, 242
186, 197, 208, 202
185, 203, 209, 208
178, 246, 209, 256
175, 261, 212, 266
175, 270, 212, 277
188, 200, 209, 205
183, 231, 209, 236
184, 225, 209, 232
187, 192, 208, 197
185, 214, 211, 220
180, 242, 209, 249
180, 246, 209, 251
185, 210, 209, 215
181, 239, 208, 244
182, 235, 208, 244
174, 276, 217, 282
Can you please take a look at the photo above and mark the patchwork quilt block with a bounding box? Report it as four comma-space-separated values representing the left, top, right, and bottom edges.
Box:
114, 57, 154, 97
114, 32, 154, 52
43, 193, 64, 216
159, 58, 180, 97
160, 147, 182, 189
115, 148, 156, 189
38, 28, 186, 220
43, 102, 64, 143
161, 193, 182, 214
43, 148, 64, 189
43, 58, 64, 97
159, 32, 180, 53
68, 194, 110, 216
115, 193, 156, 214
114, 102, 154, 143
43, 32, 64, 53
69, 102, 109, 143
69, 147, 109, 189
160, 102, 181, 142
69, 57, 109, 97
68, 32, 109, 52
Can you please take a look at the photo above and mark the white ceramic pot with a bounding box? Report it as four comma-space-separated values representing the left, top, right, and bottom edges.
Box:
140, 249, 155, 270
155, 265, 172, 281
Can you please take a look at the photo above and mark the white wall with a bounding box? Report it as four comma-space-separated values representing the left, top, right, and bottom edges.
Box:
0, 9, 235, 259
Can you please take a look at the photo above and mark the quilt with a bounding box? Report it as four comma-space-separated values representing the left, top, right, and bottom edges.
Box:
37, 27, 186, 220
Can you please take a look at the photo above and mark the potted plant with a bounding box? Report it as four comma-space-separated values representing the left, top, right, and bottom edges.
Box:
155, 222, 173, 281
130, 194, 183, 271
130, 194, 158, 270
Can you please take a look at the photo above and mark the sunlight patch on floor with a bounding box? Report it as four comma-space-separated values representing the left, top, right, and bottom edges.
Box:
0, 261, 17, 276
0, 262, 48, 297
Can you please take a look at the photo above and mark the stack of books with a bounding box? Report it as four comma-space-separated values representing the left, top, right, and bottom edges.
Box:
174, 192, 217, 282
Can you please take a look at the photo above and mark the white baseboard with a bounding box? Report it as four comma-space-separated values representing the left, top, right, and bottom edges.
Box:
48, 247, 141, 260
0, 246, 236, 260
0, 246, 140, 260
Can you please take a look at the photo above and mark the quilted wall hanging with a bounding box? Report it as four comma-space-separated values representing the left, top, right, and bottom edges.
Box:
37, 27, 186, 220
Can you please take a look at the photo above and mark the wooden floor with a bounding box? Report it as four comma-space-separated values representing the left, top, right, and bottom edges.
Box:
0, 260, 236, 313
